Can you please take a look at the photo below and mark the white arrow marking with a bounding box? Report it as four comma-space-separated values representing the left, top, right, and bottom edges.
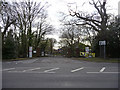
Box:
100, 67, 106, 72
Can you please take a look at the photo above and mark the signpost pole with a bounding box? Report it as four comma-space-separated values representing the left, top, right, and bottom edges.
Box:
29, 46, 32, 58
99, 41, 106, 59
100, 45, 101, 57
104, 44, 106, 59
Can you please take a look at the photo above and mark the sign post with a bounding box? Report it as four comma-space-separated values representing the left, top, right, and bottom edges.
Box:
99, 41, 106, 59
29, 46, 32, 58
85, 47, 89, 54
85, 47, 89, 58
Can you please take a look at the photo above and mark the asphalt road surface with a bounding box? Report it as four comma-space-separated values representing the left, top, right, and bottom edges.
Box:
2, 56, 119, 88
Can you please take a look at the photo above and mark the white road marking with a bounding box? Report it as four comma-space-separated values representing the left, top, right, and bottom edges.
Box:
2, 68, 15, 71
87, 72, 120, 74
8, 71, 23, 73
8, 71, 56, 73
71, 67, 84, 73
44, 68, 59, 72
22, 67, 41, 72
100, 67, 106, 72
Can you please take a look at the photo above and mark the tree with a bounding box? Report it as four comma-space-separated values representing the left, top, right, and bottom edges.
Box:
68, 0, 120, 58
68, 0, 109, 40
2, 29, 17, 59
60, 23, 85, 57
48, 38, 57, 55
33, 13, 53, 50
92, 16, 120, 58
0, 1, 16, 41
1, 0, 54, 59
12, 0, 49, 57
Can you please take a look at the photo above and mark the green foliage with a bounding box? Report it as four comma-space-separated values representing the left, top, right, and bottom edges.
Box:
2, 30, 17, 59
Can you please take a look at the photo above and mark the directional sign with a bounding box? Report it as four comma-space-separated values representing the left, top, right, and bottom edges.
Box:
85, 47, 89, 53
99, 41, 106, 45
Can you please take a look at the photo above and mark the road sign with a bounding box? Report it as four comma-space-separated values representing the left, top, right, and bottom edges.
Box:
99, 41, 106, 45
99, 41, 106, 59
29, 47, 32, 58
85, 47, 89, 53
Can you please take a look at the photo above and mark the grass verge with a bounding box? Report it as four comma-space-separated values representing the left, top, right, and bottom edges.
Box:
73, 57, 120, 63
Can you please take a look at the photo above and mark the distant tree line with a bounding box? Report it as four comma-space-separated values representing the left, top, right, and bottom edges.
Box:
0, 0, 55, 59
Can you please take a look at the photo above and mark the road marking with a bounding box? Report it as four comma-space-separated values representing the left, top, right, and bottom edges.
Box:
87, 72, 120, 74
2, 68, 15, 71
71, 67, 84, 73
100, 67, 106, 72
8, 71, 56, 73
22, 67, 41, 72
8, 71, 23, 73
44, 68, 59, 72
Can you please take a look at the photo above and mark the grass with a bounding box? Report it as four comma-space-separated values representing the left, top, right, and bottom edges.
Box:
73, 57, 120, 63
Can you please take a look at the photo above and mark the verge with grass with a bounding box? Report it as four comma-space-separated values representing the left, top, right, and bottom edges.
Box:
73, 57, 120, 63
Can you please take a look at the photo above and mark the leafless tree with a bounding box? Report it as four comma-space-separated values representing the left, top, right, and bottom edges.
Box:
0, 1, 16, 39
68, 0, 109, 40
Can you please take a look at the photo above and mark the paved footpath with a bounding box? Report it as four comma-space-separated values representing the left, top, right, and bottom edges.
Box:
2, 56, 119, 88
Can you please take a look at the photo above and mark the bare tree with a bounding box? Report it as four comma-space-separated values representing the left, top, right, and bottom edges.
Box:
68, 0, 109, 40
11, 0, 49, 57
0, 1, 16, 40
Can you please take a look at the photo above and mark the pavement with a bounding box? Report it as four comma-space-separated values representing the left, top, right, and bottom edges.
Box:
2, 56, 119, 88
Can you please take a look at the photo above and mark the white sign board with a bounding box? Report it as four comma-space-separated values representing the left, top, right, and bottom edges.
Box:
29, 47, 32, 58
33, 51, 36, 53
85, 47, 89, 53
99, 41, 106, 45
41, 52, 44, 56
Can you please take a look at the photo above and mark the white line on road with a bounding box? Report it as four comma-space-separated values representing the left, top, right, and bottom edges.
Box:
8, 71, 56, 73
44, 68, 59, 72
71, 67, 84, 73
2, 68, 15, 71
22, 67, 41, 72
100, 67, 106, 72
87, 72, 120, 74
8, 71, 23, 73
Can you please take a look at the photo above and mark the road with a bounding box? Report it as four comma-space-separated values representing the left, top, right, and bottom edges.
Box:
2, 56, 119, 88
